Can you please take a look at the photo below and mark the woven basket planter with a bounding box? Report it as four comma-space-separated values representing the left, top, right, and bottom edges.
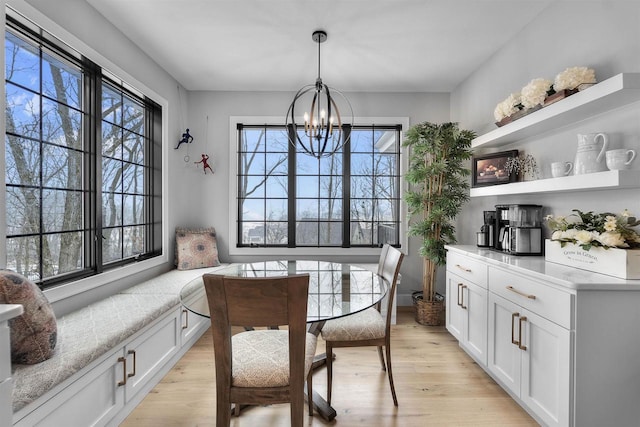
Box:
412, 291, 445, 326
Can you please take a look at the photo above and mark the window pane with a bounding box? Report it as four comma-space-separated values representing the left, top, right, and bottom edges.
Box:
123, 225, 144, 257
6, 186, 40, 235
103, 158, 122, 192
5, 31, 40, 91
297, 199, 319, 220
5, 82, 40, 139
43, 189, 82, 232
297, 176, 318, 198
103, 122, 122, 158
319, 176, 342, 197
265, 198, 287, 221
265, 176, 287, 198
320, 199, 342, 220
5, 136, 39, 186
319, 155, 342, 175
241, 198, 265, 220
5, 236, 40, 281
43, 145, 83, 190
123, 195, 145, 225
296, 152, 318, 174
42, 51, 81, 109
42, 99, 82, 148
265, 222, 287, 245
103, 192, 123, 227
103, 228, 122, 263
123, 131, 144, 164
50, 231, 83, 275
123, 96, 144, 132
102, 84, 122, 125
243, 222, 264, 245
122, 164, 144, 194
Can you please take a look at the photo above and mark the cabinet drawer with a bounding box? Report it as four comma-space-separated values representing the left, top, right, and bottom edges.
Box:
447, 251, 487, 287
489, 267, 572, 329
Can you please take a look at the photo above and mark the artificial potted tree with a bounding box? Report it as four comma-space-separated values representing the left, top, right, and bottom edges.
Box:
404, 122, 475, 326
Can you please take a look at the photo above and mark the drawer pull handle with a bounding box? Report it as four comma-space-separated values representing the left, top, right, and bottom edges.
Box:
518, 317, 528, 351
117, 356, 127, 386
182, 308, 189, 330
455, 264, 472, 273
127, 350, 136, 378
506, 286, 536, 300
460, 285, 467, 309
511, 312, 520, 346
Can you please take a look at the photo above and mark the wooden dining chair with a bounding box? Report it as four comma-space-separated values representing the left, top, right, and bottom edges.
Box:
203, 273, 317, 427
320, 244, 404, 406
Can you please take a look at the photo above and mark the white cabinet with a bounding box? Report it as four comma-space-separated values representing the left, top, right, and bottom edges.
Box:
487, 292, 571, 427
1, 305, 24, 425
15, 308, 182, 427
446, 251, 488, 365
180, 293, 210, 345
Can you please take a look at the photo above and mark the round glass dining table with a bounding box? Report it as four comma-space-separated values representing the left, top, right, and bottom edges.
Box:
179, 260, 388, 422
179, 259, 389, 323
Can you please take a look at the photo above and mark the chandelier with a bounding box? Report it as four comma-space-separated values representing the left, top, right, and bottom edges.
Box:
286, 30, 353, 158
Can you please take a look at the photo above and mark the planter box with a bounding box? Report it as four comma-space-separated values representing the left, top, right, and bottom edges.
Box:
545, 239, 640, 279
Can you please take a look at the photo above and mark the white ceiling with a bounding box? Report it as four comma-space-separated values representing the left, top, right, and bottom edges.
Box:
86, 0, 555, 93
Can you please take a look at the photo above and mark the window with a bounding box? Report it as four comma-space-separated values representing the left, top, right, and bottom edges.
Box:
236, 123, 401, 248
4, 15, 162, 289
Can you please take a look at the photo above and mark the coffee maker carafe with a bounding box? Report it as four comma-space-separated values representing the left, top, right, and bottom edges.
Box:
494, 204, 543, 255
476, 211, 495, 247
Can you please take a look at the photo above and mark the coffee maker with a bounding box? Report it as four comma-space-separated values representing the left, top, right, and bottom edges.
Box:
476, 210, 495, 248
493, 204, 543, 255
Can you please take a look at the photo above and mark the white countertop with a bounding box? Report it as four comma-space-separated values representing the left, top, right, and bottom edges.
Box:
0, 304, 23, 323
446, 245, 640, 291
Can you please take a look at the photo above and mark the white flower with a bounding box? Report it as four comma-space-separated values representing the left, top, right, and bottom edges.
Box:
553, 67, 596, 92
604, 216, 618, 232
551, 230, 563, 240
494, 92, 522, 121
521, 78, 553, 109
621, 209, 631, 218
597, 232, 627, 248
575, 230, 595, 245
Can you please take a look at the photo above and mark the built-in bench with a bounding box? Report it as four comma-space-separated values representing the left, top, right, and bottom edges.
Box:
8, 265, 227, 427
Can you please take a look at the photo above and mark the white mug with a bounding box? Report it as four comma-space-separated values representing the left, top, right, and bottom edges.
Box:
551, 161, 573, 178
605, 149, 636, 170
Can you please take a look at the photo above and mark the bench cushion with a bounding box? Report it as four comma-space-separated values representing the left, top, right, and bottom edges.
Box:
11, 293, 175, 412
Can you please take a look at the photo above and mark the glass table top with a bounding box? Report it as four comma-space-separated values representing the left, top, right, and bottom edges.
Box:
179, 260, 389, 323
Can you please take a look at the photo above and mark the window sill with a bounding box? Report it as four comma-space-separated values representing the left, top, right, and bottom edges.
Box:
228, 246, 386, 257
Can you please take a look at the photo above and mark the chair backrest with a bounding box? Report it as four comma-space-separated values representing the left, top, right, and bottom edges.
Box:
378, 244, 404, 329
377, 244, 391, 276
203, 273, 310, 394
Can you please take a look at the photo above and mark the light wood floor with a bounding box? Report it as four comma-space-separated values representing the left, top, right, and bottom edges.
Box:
121, 308, 539, 426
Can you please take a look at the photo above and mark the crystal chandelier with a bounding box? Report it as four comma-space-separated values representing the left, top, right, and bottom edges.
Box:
286, 30, 353, 158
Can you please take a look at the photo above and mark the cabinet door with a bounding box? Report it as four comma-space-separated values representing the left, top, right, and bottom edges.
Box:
520, 309, 571, 427
488, 292, 521, 396
124, 311, 180, 400
446, 272, 465, 342
464, 281, 487, 365
180, 293, 210, 344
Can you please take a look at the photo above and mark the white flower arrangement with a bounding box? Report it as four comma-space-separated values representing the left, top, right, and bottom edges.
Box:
493, 92, 522, 121
521, 78, 553, 110
546, 209, 640, 251
553, 66, 596, 92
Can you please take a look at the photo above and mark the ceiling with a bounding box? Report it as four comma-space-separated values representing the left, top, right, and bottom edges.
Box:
86, 0, 555, 93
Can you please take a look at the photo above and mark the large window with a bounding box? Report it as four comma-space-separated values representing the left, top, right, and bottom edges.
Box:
4, 16, 162, 289
236, 123, 401, 248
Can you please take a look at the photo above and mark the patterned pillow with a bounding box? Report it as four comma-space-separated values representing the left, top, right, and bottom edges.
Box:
175, 227, 221, 270
0, 270, 57, 364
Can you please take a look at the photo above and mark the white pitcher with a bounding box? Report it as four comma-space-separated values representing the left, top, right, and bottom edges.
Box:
574, 133, 609, 174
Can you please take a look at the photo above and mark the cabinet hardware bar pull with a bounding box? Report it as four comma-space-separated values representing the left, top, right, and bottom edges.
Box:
455, 264, 472, 273
506, 286, 536, 300
182, 308, 189, 329
127, 349, 136, 378
457, 283, 463, 306
518, 317, 528, 351
461, 285, 468, 309
117, 356, 127, 386
511, 312, 520, 346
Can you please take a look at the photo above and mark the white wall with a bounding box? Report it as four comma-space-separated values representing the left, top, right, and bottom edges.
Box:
182, 91, 450, 305
451, 1, 640, 248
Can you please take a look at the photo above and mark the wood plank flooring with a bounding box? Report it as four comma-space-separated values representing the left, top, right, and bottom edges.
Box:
121, 308, 538, 426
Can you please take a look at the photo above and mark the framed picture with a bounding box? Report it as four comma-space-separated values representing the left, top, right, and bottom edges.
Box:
472, 150, 518, 187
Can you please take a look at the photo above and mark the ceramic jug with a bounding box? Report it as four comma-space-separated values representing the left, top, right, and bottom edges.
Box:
574, 133, 609, 174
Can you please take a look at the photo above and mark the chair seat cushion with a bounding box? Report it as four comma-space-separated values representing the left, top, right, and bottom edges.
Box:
231, 330, 317, 388
321, 307, 385, 341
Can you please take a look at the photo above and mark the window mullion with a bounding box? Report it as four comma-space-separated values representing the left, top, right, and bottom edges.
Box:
287, 124, 296, 248
342, 124, 351, 248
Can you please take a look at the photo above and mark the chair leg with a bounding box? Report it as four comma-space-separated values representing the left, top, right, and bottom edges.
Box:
326, 343, 333, 405
306, 373, 313, 416
385, 344, 398, 406
377, 345, 386, 371
216, 394, 231, 426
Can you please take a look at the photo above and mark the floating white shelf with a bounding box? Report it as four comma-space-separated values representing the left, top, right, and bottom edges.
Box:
472, 73, 640, 149
470, 170, 640, 197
